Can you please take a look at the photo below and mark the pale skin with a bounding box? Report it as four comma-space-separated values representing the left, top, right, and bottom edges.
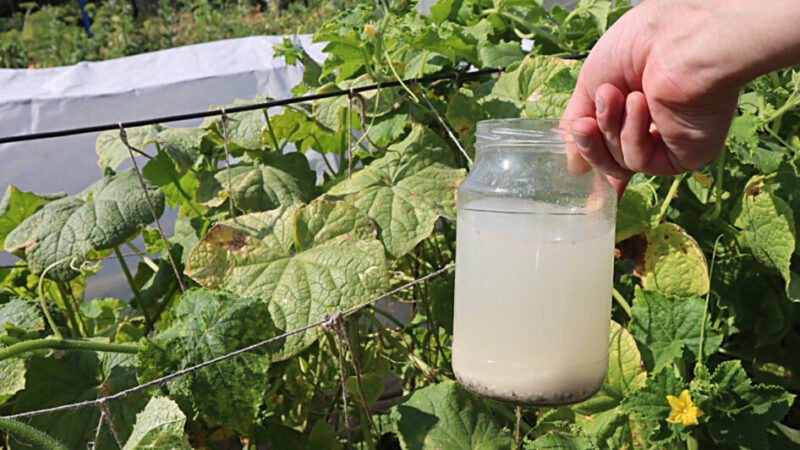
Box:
562, 0, 800, 196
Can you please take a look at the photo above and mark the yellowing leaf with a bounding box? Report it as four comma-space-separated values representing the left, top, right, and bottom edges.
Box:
637, 223, 709, 297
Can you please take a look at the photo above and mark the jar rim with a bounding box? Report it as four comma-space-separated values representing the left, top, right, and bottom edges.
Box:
475, 118, 573, 149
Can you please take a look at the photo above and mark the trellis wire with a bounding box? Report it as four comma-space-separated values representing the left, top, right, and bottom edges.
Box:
0, 68, 505, 145
119, 126, 186, 294
0, 263, 454, 421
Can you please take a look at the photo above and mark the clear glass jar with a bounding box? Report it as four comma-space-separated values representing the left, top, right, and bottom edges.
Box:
452, 118, 617, 405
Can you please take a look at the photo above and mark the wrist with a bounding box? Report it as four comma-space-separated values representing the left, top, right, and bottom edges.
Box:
650, 0, 800, 96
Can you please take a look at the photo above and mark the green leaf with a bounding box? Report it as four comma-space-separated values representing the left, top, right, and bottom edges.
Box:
203, 96, 268, 150
308, 420, 342, 450
476, 55, 581, 119
638, 223, 710, 297
327, 125, 465, 257
184, 203, 389, 361
4, 349, 146, 449
0, 186, 62, 249
0, 357, 25, 405
141, 151, 200, 213
136, 289, 273, 434
345, 373, 383, 408
575, 321, 647, 414
530, 431, 597, 449
619, 367, 686, 444
80, 297, 144, 342
293, 200, 377, 251
574, 0, 612, 34
0, 297, 43, 337
732, 176, 796, 296
446, 88, 483, 150
4, 169, 165, 281
155, 127, 206, 170
477, 40, 525, 69
628, 288, 723, 373
96, 125, 160, 170
390, 381, 515, 450
615, 185, 658, 242
728, 113, 787, 172
195, 153, 316, 212
691, 361, 795, 448
172, 217, 210, 265
122, 396, 191, 450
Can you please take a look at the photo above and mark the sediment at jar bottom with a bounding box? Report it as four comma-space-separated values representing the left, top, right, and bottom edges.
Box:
453, 356, 608, 406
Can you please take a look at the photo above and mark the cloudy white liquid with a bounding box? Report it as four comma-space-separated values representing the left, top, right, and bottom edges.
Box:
452, 198, 614, 405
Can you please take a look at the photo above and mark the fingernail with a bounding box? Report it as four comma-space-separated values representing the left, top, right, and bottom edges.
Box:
572, 132, 590, 150
595, 96, 606, 115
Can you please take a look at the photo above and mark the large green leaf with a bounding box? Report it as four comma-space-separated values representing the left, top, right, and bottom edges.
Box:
96, 125, 160, 170
615, 185, 658, 243
691, 361, 795, 448
0, 358, 25, 405
529, 431, 597, 449
0, 186, 62, 249
638, 223, 709, 297
474, 55, 581, 119
390, 381, 515, 450
155, 127, 206, 170
4, 169, 165, 281
195, 153, 316, 212
327, 125, 465, 257
2, 350, 147, 449
184, 201, 388, 361
203, 96, 268, 150
619, 368, 686, 445
0, 298, 41, 403
122, 396, 192, 449
0, 297, 43, 338
732, 176, 796, 296
136, 289, 273, 434
141, 151, 200, 213
575, 321, 647, 415
628, 288, 723, 373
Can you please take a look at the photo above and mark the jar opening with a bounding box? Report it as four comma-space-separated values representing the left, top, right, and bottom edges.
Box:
475, 118, 573, 149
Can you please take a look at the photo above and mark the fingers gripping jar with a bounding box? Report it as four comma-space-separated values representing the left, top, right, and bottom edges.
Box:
452, 119, 617, 405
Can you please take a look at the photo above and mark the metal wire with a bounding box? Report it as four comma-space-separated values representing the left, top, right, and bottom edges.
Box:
0, 68, 505, 145
0, 263, 454, 420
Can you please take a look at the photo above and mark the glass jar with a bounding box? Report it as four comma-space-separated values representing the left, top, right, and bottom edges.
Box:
452, 118, 617, 405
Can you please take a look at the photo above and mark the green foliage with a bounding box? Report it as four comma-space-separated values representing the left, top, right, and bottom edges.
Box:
0, 0, 353, 69
184, 202, 389, 361
3, 168, 165, 281
1, 0, 798, 447
122, 396, 191, 449
391, 381, 515, 449
136, 289, 274, 434
629, 288, 722, 373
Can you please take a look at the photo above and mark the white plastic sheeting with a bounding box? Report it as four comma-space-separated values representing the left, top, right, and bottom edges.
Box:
0, 34, 326, 194
0, 35, 326, 298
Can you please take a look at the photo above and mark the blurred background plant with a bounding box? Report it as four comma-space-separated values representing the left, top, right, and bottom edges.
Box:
0, 0, 348, 68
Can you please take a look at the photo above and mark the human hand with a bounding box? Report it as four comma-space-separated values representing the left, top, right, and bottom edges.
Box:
562, 0, 744, 196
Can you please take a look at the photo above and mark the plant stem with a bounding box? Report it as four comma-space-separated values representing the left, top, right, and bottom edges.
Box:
263, 110, 282, 152
710, 147, 727, 220
0, 417, 68, 450
114, 246, 153, 330
612, 288, 632, 317
698, 234, 723, 363
56, 282, 88, 337
656, 174, 685, 223
0, 338, 141, 361
687, 436, 700, 450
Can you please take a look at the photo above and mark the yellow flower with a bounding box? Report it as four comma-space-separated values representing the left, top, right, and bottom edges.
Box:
666, 389, 704, 426
364, 24, 376, 38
